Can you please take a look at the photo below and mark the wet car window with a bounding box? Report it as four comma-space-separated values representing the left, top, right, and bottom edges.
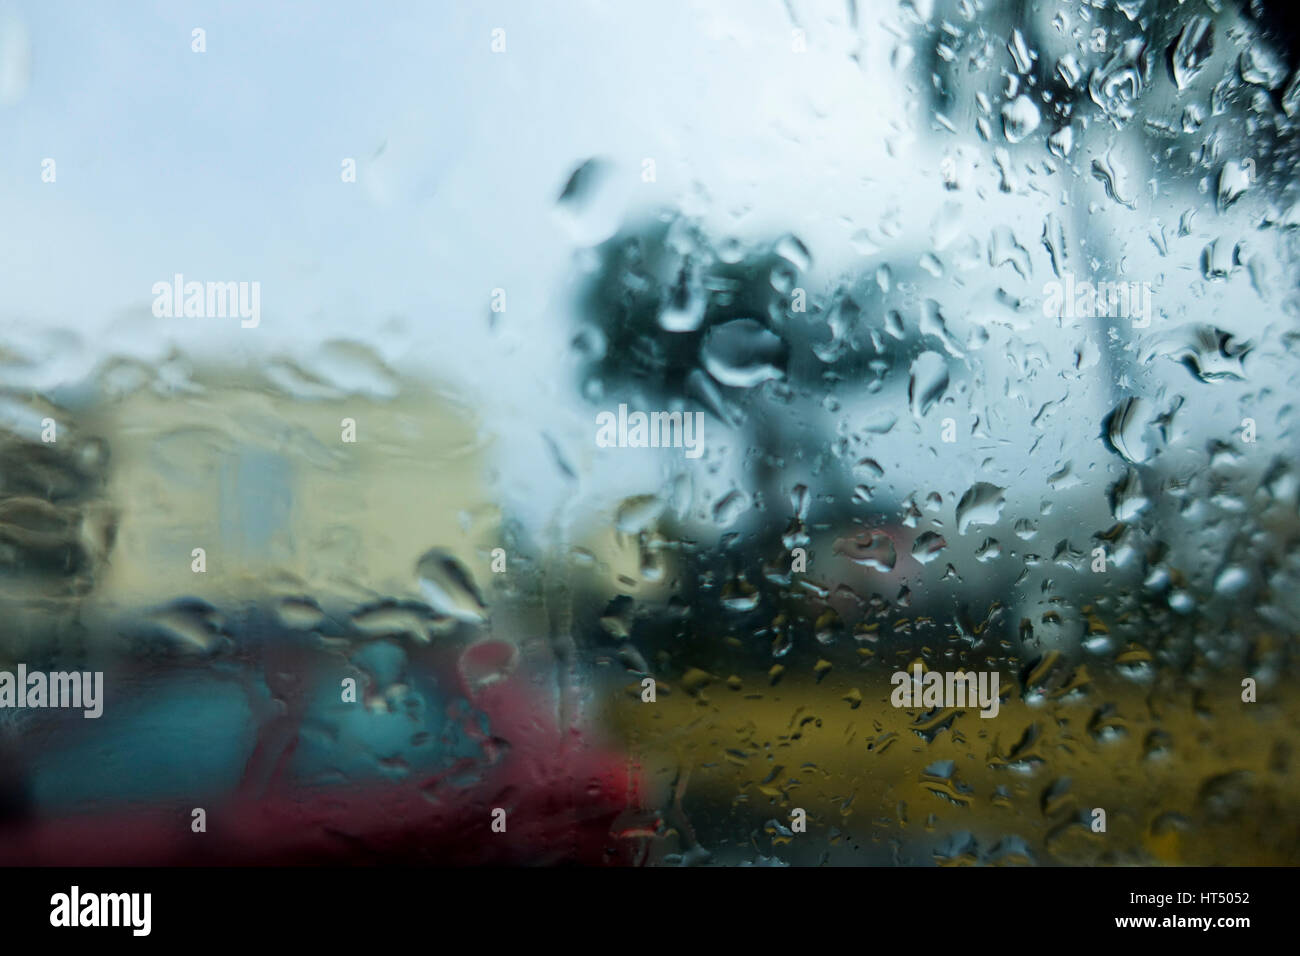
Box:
0, 0, 1298, 879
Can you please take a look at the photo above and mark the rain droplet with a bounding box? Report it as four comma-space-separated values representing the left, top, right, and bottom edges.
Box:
1213, 566, 1250, 596
1201, 239, 1238, 280
658, 260, 708, 332
351, 601, 440, 642
1168, 17, 1213, 91
1007, 29, 1036, 75
853, 458, 885, 479
1217, 162, 1252, 213
459, 640, 518, 693
956, 482, 1006, 534
1283, 71, 1300, 117
275, 596, 326, 630
774, 234, 812, 273
908, 352, 949, 418
146, 600, 225, 654
1001, 95, 1041, 143
713, 489, 750, 525
555, 158, 628, 246
1240, 41, 1286, 89
911, 531, 947, 564
1178, 326, 1251, 382
721, 576, 760, 611
790, 484, 810, 519
884, 309, 905, 339
1106, 397, 1158, 464
309, 342, 397, 399
615, 494, 664, 534
834, 531, 897, 572
701, 319, 787, 388
415, 549, 488, 623
1047, 125, 1074, 157
1110, 468, 1149, 521
1088, 38, 1150, 122
989, 226, 1031, 278
1091, 153, 1136, 209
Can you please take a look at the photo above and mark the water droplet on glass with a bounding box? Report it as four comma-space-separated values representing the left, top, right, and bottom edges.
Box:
415, 549, 488, 623
275, 596, 326, 630
1217, 162, 1252, 213
1110, 469, 1149, 521
1168, 17, 1213, 91
658, 260, 708, 332
1106, 397, 1158, 464
908, 352, 949, 418
701, 319, 787, 388
615, 495, 663, 535
834, 531, 897, 572
1240, 41, 1286, 89
1001, 95, 1041, 143
956, 482, 1006, 534
911, 531, 947, 564
146, 601, 225, 655
556, 158, 627, 246
1088, 38, 1150, 123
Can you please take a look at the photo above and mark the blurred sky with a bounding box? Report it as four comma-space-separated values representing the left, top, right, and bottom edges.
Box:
0, 0, 906, 382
